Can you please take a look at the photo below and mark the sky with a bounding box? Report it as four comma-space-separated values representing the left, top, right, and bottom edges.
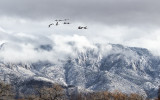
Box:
0, 0, 160, 62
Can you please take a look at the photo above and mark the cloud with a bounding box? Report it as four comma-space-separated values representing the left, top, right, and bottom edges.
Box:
0, 0, 160, 26
1, 16, 160, 62
0, 22, 160, 63
124, 29, 160, 56
0, 26, 102, 63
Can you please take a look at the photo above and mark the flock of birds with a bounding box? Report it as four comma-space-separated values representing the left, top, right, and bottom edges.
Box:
48, 19, 87, 29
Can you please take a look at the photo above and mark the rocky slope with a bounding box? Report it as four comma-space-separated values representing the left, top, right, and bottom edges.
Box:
0, 43, 160, 98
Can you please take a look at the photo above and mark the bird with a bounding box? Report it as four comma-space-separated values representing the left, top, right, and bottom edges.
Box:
56, 22, 59, 26
55, 19, 69, 22
84, 26, 87, 29
48, 23, 54, 28
78, 26, 83, 29
78, 26, 87, 29
64, 22, 70, 24
55, 19, 63, 21
64, 19, 69, 21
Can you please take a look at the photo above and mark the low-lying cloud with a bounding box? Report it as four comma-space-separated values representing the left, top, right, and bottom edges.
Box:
0, 21, 160, 64
0, 26, 105, 63
0, 12, 160, 63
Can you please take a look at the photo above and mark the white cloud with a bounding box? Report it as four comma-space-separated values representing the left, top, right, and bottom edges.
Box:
0, 25, 99, 63
0, 16, 160, 63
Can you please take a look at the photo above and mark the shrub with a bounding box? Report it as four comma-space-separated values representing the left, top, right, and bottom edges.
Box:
0, 81, 15, 100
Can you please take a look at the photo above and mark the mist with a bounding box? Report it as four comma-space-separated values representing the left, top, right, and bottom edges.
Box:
0, 25, 110, 63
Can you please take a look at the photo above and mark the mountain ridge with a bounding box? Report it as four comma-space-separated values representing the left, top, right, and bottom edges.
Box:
0, 43, 160, 98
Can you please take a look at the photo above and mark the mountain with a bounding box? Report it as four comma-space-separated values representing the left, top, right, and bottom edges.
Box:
0, 43, 160, 98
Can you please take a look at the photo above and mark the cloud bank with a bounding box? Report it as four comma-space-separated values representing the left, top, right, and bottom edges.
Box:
0, 0, 160, 63
0, 26, 107, 63
0, 21, 160, 64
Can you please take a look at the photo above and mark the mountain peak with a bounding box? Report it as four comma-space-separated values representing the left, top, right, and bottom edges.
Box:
0, 43, 159, 98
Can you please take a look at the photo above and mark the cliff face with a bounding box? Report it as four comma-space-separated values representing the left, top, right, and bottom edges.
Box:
0, 43, 160, 98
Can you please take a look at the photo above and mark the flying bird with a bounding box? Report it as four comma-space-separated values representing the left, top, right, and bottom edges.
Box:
64, 22, 70, 24
58, 20, 64, 21
48, 23, 54, 28
55, 19, 69, 22
78, 26, 83, 29
56, 22, 59, 26
55, 19, 64, 21
78, 26, 87, 29
84, 26, 87, 29
64, 19, 69, 21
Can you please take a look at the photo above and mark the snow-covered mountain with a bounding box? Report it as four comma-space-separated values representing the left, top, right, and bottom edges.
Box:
0, 43, 160, 98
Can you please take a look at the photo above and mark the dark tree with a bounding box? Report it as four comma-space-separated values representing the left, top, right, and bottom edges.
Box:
158, 86, 160, 100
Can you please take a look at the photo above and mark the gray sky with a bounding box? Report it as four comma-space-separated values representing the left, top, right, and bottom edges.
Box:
0, 0, 160, 62
1, 0, 160, 25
